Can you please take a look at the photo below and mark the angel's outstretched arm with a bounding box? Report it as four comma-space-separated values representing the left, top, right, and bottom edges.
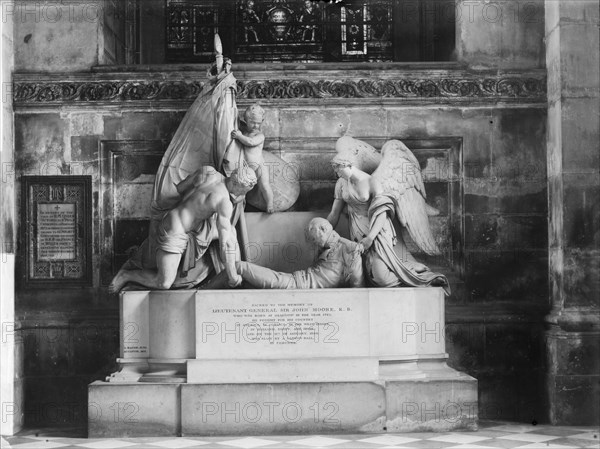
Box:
327, 198, 345, 229
346, 241, 366, 288
361, 212, 386, 251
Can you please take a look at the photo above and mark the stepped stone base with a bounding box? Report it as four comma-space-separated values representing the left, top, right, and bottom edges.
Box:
90, 287, 478, 437
89, 374, 477, 437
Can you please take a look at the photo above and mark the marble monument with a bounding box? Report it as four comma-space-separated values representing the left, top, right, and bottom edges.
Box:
91, 35, 477, 437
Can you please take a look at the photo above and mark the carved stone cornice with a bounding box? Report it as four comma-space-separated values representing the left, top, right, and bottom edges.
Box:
238, 77, 546, 100
14, 80, 205, 104
13, 69, 546, 108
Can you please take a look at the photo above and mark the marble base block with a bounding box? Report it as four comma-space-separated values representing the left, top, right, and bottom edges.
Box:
385, 377, 478, 432
88, 382, 180, 437
181, 382, 386, 435
89, 374, 477, 437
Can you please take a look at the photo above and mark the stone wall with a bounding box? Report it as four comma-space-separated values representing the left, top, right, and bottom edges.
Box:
457, 0, 546, 69
12, 0, 104, 72
9, 0, 557, 428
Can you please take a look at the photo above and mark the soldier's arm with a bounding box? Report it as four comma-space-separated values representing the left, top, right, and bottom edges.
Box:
216, 197, 242, 287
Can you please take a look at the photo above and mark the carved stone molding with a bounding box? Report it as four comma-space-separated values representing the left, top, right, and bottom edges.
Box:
238, 77, 546, 100
14, 80, 206, 104
13, 70, 546, 106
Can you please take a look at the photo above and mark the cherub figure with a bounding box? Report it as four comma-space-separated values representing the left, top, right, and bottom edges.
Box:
231, 104, 275, 213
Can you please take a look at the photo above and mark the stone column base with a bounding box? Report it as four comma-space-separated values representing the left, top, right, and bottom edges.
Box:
546, 325, 600, 425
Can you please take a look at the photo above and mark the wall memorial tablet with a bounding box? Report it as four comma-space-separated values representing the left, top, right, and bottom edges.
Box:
22, 176, 92, 287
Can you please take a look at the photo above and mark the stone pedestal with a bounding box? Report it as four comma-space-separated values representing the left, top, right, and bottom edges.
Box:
89, 288, 477, 436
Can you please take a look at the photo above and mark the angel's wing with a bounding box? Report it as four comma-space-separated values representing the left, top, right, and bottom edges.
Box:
334, 136, 382, 174
372, 140, 441, 255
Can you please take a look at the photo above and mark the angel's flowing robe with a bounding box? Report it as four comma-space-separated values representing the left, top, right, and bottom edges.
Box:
334, 179, 449, 294
368, 195, 450, 294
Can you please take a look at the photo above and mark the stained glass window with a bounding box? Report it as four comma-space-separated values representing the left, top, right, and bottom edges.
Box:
163, 0, 454, 63
109, 0, 455, 64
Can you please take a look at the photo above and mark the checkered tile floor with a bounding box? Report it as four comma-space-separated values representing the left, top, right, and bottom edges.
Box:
2, 422, 599, 449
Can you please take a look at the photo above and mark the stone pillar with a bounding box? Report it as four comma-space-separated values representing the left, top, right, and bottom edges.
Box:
0, 0, 23, 435
545, 0, 600, 425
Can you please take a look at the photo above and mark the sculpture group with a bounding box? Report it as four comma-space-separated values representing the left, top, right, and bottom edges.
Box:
109, 36, 449, 295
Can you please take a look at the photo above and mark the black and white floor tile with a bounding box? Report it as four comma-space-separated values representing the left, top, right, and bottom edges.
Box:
2, 422, 599, 449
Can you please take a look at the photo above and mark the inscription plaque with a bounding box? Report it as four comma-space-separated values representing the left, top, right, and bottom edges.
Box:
37, 203, 77, 261
22, 176, 92, 287
196, 291, 370, 359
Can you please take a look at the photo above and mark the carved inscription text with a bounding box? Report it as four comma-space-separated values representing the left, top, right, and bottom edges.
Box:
37, 203, 77, 261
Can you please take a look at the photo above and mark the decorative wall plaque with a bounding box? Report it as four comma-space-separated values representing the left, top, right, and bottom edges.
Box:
22, 176, 92, 287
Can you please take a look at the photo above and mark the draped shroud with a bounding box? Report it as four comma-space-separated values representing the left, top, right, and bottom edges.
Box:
151, 72, 243, 219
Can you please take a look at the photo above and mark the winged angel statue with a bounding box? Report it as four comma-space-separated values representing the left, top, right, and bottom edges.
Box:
327, 137, 450, 295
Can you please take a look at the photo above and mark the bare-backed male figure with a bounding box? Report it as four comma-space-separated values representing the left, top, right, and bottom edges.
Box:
109, 166, 257, 292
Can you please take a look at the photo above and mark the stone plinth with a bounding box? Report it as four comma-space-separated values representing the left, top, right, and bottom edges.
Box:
181, 382, 387, 435
91, 287, 477, 436
89, 382, 180, 437
107, 290, 195, 383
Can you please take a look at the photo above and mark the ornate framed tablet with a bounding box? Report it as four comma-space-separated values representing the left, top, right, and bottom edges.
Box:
22, 176, 92, 287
